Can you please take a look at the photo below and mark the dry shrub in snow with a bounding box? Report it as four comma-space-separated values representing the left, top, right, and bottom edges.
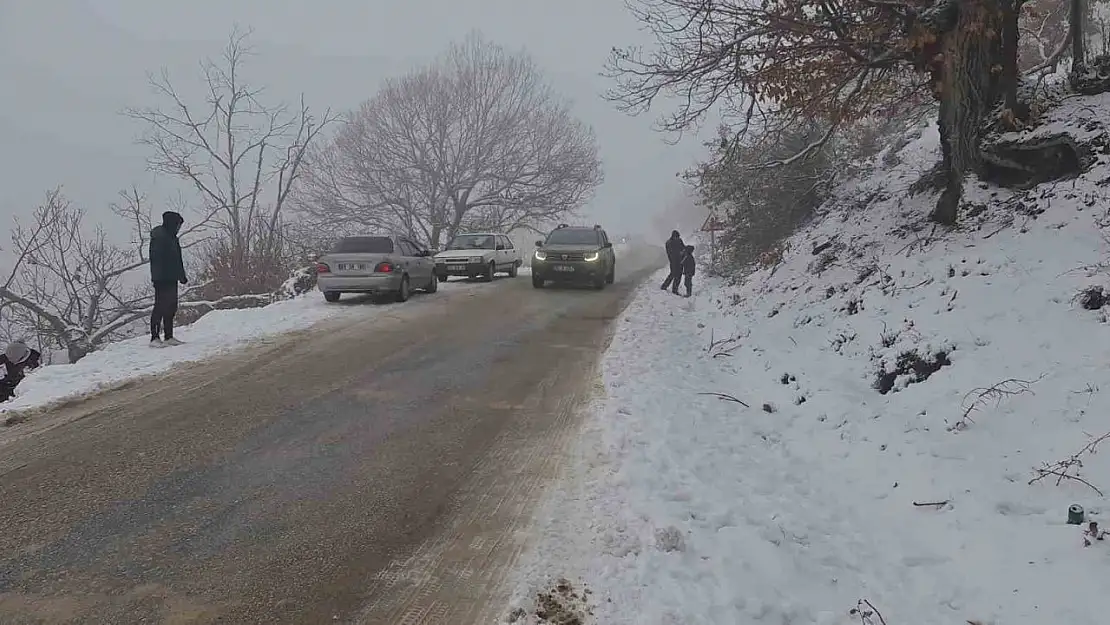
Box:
1029, 430, 1110, 496
949, 376, 1042, 432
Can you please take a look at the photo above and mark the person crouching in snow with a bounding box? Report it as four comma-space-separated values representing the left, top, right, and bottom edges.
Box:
0, 340, 42, 402
680, 245, 696, 297
149, 211, 188, 347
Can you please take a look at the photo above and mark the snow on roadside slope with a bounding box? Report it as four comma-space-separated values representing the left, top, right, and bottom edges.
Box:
505, 112, 1110, 624
1, 281, 481, 415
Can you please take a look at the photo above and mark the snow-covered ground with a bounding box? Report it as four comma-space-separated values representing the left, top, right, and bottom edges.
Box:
505, 103, 1110, 623
1, 280, 482, 415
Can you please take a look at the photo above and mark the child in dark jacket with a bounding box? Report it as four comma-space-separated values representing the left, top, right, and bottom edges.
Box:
0, 340, 42, 402
680, 245, 696, 297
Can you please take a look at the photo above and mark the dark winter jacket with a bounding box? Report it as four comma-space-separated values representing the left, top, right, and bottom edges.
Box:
149, 211, 187, 284
665, 231, 685, 265
681, 247, 696, 277
0, 345, 42, 402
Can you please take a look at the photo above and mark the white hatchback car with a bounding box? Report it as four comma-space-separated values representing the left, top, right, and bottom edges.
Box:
433, 233, 523, 282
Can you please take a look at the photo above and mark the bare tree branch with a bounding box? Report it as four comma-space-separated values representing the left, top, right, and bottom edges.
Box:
296, 31, 603, 250
124, 26, 338, 294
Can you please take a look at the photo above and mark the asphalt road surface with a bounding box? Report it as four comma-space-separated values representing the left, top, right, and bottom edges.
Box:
0, 246, 664, 625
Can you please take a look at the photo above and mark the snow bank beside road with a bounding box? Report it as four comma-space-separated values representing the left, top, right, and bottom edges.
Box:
2, 281, 481, 416
505, 117, 1110, 624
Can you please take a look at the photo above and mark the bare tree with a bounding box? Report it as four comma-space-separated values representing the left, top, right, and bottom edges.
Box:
125, 27, 338, 295
1021, 0, 1071, 69
297, 31, 603, 250
0, 190, 192, 361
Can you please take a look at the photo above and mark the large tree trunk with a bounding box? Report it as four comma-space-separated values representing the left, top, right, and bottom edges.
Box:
931, 0, 1004, 226
1071, 0, 1087, 77
998, 0, 1027, 127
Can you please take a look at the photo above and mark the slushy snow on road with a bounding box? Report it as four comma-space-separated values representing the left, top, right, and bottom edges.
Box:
505, 98, 1110, 624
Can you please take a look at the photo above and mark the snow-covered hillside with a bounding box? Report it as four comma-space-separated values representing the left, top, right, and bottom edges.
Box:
505, 97, 1110, 624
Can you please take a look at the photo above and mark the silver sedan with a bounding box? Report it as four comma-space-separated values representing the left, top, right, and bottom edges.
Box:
316, 235, 438, 303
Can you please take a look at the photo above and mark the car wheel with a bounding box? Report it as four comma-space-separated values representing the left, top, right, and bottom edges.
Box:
508, 261, 519, 278
395, 275, 411, 302
425, 273, 438, 293
437, 274, 448, 283
323, 291, 340, 303
532, 274, 544, 289
593, 275, 606, 290
485, 261, 496, 282
606, 265, 615, 284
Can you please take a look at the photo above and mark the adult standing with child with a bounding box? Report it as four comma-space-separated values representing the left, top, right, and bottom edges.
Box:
660, 230, 685, 294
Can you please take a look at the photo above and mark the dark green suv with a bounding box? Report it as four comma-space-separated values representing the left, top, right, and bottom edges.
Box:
532, 224, 616, 289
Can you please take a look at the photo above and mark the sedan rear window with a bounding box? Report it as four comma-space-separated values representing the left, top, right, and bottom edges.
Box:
332, 236, 394, 253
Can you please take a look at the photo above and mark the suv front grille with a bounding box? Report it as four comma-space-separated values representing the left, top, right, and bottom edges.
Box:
549, 252, 586, 261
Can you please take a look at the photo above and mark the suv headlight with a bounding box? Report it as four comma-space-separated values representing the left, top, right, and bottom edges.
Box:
584, 251, 599, 262
534, 250, 547, 261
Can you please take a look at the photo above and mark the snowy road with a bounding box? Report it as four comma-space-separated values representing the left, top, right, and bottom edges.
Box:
0, 247, 662, 624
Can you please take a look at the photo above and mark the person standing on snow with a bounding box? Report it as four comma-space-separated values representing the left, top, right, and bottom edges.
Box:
660, 230, 685, 294
149, 211, 188, 347
680, 244, 696, 298
0, 340, 42, 402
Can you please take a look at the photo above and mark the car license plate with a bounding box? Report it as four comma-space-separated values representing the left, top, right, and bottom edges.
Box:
337, 263, 365, 270
448, 264, 466, 271
553, 265, 574, 272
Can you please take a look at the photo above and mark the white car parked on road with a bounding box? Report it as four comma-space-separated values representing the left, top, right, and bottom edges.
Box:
433, 233, 523, 282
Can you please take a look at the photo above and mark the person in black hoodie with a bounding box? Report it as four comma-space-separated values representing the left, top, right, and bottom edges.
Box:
0, 340, 42, 402
149, 211, 188, 347
680, 244, 696, 297
660, 230, 685, 293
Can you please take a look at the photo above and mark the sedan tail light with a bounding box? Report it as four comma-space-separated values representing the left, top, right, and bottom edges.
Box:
374, 262, 393, 273
315, 262, 331, 274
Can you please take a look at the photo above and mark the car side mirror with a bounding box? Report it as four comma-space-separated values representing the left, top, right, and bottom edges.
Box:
535, 240, 543, 247
496, 244, 505, 250
602, 242, 613, 248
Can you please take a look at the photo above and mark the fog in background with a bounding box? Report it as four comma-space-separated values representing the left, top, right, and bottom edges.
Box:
0, 0, 711, 245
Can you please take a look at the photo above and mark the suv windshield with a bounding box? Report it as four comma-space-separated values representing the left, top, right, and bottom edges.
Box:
332, 236, 394, 254
445, 234, 496, 250
545, 228, 600, 246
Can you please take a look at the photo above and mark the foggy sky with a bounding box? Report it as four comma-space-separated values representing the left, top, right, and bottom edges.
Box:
0, 0, 708, 238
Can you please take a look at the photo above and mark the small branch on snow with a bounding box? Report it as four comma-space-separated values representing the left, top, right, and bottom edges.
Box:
1029, 431, 1110, 496
948, 375, 1044, 432
850, 598, 887, 625
697, 392, 750, 407
982, 216, 1015, 239
912, 499, 950, 508
706, 328, 748, 358
891, 276, 934, 295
